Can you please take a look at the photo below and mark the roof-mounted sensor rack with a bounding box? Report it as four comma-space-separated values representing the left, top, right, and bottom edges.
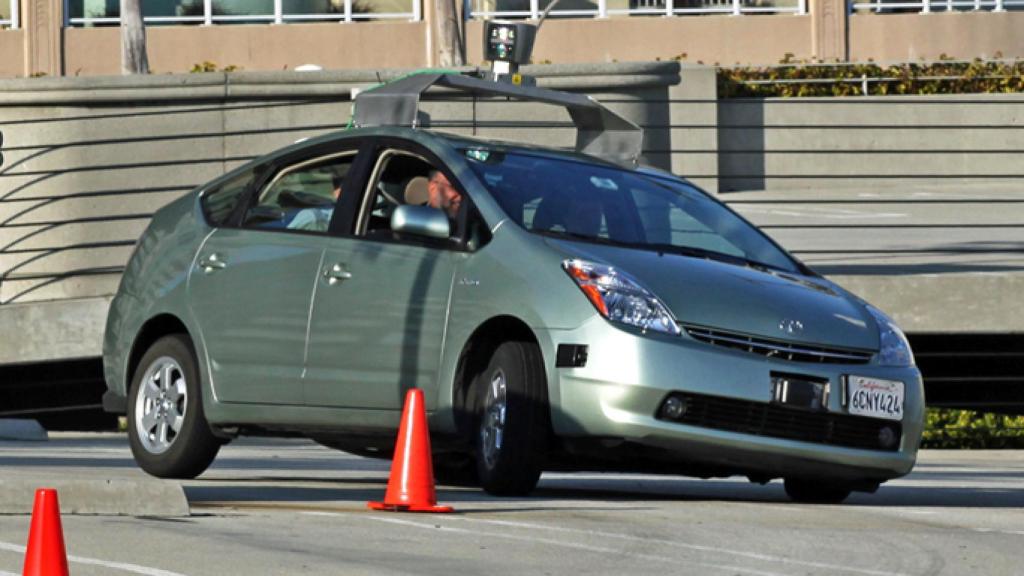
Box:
352, 72, 643, 167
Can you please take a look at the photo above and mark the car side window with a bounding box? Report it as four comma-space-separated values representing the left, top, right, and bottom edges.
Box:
201, 168, 256, 226
243, 152, 357, 234
359, 151, 438, 237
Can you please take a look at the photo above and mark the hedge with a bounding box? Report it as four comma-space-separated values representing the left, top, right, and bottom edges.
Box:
921, 408, 1024, 449
716, 55, 1024, 98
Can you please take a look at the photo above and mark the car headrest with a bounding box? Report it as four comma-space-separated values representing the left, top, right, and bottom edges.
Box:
404, 176, 430, 206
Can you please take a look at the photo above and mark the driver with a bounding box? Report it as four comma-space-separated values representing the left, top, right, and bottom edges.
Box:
426, 170, 462, 221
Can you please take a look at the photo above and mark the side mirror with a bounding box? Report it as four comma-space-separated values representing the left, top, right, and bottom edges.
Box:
391, 205, 450, 240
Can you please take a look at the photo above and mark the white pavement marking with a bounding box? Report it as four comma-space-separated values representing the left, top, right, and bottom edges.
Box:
309, 512, 789, 576
444, 516, 912, 576
0, 570, 17, 576
972, 528, 1024, 536
0, 542, 187, 576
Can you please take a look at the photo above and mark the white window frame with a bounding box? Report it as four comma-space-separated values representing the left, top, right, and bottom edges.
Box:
848, 0, 1018, 12
2, 0, 19, 28
469, 0, 807, 19
64, 0, 421, 27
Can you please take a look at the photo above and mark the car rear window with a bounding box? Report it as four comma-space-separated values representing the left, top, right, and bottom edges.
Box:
201, 168, 256, 226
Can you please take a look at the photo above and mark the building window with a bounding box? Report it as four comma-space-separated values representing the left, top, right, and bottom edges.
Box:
1, 0, 19, 29
66, 0, 420, 26
467, 0, 806, 19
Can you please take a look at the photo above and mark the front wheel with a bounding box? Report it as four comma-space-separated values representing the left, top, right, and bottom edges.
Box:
127, 334, 221, 479
784, 478, 853, 504
474, 340, 548, 496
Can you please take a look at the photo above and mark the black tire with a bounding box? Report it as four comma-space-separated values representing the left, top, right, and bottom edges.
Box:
127, 334, 221, 479
784, 478, 853, 504
473, 340, 548, 496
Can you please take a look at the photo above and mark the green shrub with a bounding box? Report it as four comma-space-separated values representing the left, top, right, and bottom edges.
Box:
189, 61, 240, 73
717, 57, 1024, 98
921, 408, 1024, 449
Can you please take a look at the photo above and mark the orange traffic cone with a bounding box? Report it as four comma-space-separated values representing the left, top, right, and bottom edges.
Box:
368, 388, 454, 513
22, 488, 69, 576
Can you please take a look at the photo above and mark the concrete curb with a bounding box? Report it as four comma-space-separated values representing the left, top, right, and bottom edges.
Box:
0, 420, 48, 442
0, 478, 190, 517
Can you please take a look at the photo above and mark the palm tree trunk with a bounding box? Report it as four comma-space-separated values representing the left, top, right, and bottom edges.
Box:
121, 0, 150, 75
435, 0, 465, 67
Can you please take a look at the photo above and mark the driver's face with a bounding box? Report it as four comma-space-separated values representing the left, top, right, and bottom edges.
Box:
428, 172, 462, 219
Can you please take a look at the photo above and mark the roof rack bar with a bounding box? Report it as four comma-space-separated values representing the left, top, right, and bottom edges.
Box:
352, 73, 643, 166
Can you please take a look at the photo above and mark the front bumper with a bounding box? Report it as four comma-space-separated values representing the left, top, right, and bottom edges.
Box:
540, 318, 925, 482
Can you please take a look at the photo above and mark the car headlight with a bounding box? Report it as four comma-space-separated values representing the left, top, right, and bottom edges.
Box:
562, 259, 681, 336
866, 305, 915, 367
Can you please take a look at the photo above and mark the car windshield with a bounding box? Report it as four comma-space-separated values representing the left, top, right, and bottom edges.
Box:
463, 150, 800, 273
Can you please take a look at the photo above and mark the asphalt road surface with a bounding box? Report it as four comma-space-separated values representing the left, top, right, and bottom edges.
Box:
1, 434, 1022, 576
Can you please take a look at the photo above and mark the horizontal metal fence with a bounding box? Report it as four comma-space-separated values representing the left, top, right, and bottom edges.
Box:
65, 0, 420, 26
850, 0, 1024, 12
737, 74, 1023, 96
468, 0, 806, 19
3, 95, 1022, 305
0, 0, 18, 28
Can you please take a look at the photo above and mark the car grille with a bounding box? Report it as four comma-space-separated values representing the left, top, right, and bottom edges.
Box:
661, 392, 901, 452
683, 324, 873, 365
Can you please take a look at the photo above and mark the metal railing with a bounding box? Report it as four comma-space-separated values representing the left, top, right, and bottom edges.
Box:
469, 0, 806, 19
737, 74, 1023, 95
0, 0, 19, 29
65, 0, 420, 26
850, 0, 1024, 12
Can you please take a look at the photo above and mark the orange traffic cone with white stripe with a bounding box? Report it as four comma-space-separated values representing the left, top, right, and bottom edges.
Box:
23, 488, 70, 576
368, 388, 454, 513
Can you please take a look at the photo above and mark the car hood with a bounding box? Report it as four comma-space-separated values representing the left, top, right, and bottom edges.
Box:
546, 239, 879, 350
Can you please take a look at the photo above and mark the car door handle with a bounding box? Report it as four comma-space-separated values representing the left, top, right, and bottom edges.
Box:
323, 263, 352, 285
198, 253, 227, 273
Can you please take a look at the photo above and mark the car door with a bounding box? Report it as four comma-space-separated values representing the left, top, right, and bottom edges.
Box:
188, 146, 360, 405
303, 144, 463, 411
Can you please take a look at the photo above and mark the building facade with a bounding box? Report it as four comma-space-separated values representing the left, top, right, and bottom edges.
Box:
1, 0, 1023, 78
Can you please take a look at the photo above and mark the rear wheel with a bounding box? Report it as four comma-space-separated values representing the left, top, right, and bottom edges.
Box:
784, 478, 853, 504
127, 334, 220, 479
474, 340, 548, 496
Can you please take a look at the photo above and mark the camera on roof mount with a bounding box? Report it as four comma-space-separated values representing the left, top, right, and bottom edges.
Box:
483, 20, 537, 87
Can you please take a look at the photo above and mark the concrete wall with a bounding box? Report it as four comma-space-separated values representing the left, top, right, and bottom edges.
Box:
64, 21, 429, 76
850, 12, 1024, 63
0, 62, 680, 363
716, 94, 1024, 191
723, 182, 1024, 334
713, 92, 1024, 335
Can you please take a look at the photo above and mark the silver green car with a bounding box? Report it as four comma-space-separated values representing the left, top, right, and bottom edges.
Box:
102, 125, 924, 503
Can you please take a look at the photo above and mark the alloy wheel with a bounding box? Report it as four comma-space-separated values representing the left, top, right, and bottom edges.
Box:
134, 356, 188, 455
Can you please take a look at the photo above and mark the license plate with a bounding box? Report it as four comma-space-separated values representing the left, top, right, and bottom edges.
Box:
846, 376, 904, 421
